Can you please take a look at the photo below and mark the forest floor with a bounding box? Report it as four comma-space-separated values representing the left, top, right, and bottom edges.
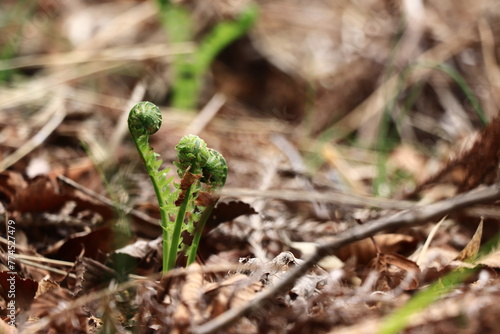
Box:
2, 0, 500, 333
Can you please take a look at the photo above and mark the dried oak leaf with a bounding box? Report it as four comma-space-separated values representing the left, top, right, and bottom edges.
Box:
0, 171, 27, 205
29, 286, 89, 333
44, 226, 114, 262
205, 200, 257, 233
1, 173, 114, 221
0, 272, 38, 310
10, 175, 67, 212
335, 234, 416, 264
371, 252, 420, 290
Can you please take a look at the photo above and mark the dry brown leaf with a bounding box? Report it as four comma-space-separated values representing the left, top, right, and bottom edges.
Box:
384, 253, 421, 273
384, 253, 421, 290
195, 190, 219, 207
0, 272, 38, 310
0, 172, 115, 224
11, 175, 67, 212
290, 274, 323, 299
204, 274, 249, 318
415, 215, 447, 267
455, 219, 483, 262
336, 234, 416, 264
370, 252, 420, 290
172, 307, 190, 334
204, 273, 263, 320
44, 227, 114, 262
114, 238, 160, 259
228, 279, 263, 310
29, 287, 89, 333
35, 278, 59, 298
179, 263, 204, 324
73, 256, 120, 295
205, 200, 257, 233
0, 171, 27, 205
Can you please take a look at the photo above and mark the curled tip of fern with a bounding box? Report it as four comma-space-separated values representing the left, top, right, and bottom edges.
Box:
175, 134, 228, 188
174, 134, 208, 176
128, 101, 162, 137
203, 148, 227, 187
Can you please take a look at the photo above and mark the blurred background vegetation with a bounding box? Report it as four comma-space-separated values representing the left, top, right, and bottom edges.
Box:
1, 0, 499, 199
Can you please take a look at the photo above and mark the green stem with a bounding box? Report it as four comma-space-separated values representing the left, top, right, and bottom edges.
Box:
186, 202, 216, 265
132, 137, 172, 274
166, 184, 192, 271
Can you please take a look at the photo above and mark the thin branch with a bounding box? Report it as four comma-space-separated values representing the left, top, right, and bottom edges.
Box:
193, 183, 500, 334
185, 93, 226, 135
221, 187, 416, 210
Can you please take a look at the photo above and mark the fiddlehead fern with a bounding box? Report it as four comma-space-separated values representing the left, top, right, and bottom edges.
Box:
128, 102, 228, 272
174, 135, 227, 188
174, 135, 227, 265
128, 102, 177, 273
174, 134, 209, 176
128, 101, 162, 137
202, 148, 228, 188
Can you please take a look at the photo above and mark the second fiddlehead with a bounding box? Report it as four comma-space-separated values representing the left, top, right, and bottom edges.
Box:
174, 135, 227, 266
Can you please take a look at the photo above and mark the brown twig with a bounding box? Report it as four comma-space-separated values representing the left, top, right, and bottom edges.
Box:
185, 93, 227, 135
193, 183, 500, 334
221, 187, 416, 210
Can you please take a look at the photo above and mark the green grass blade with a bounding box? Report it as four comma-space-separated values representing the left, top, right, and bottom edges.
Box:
378, 268, 474, 334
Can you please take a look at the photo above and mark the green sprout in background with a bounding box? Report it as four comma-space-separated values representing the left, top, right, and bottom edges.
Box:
156, 0, 258, 109
128, 101, 227, 273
